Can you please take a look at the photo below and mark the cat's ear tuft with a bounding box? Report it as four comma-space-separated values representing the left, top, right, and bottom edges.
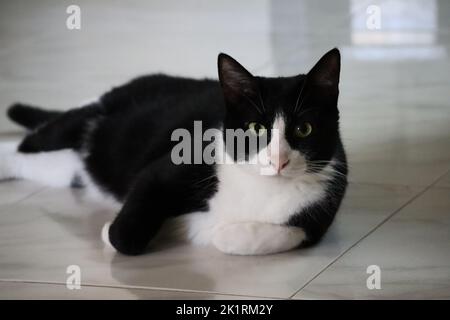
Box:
307, 48, 340, 88
218, 53, 257, 102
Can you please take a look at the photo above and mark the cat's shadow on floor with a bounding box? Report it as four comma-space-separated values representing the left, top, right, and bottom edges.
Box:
39, 187, 217, 294
41, 187, 186, 252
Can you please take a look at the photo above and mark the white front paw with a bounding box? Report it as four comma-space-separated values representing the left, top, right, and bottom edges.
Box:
212, 224, 257, 255
212, 222, 305, 256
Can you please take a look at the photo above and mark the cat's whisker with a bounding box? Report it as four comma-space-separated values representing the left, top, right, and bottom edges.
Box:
241, 93, 263, 115
293, 80, 307, 114
257, 91, 266, 113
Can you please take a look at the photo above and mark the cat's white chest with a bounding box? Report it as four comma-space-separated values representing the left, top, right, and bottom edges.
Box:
208, 164, 326, 226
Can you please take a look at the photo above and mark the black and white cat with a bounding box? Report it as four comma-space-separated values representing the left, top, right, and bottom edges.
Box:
1, 48, 348, 256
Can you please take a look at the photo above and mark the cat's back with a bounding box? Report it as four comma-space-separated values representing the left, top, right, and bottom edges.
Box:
93, 74, 225, 158
85, 74, 225, 199
99, 74, 224, 115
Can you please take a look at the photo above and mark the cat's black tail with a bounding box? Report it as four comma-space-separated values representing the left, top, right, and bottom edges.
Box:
7, 103, 62, 130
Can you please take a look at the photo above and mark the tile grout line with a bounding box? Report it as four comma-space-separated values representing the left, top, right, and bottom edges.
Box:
288, 168, 450, 299
2, 186, 48, 208
0, 279, 282, 300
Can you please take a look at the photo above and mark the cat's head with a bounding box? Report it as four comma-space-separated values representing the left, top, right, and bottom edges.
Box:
218, 48, 341, 177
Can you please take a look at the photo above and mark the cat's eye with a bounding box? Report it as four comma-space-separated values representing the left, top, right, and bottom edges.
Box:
294, 122, 313, 138
248, 122, 267, 136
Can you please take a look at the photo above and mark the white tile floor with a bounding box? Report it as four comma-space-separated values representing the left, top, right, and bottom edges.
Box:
0, 0, 449, 299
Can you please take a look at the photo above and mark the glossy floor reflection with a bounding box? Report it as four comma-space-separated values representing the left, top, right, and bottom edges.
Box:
0, 0, 449, 299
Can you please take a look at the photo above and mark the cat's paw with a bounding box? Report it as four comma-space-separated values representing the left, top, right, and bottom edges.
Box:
212, 222, 306, 255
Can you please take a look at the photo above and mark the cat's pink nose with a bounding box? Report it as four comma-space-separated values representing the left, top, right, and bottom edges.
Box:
270, 156, 290, 173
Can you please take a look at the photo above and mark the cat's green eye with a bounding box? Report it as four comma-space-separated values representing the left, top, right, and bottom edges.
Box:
294, 122, 313, 138
248, 122, 267, 136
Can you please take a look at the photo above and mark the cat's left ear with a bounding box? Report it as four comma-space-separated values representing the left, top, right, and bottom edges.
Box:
307, 48, 340, 90
217, 53, 259, 105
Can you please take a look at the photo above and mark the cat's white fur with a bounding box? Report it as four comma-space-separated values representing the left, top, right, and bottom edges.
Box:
0, 117, 332, 255
0, 147, 82, 188
212, 223, 306, 255
0, 141, 120, 208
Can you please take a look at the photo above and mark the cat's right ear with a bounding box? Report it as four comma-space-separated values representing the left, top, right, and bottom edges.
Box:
307, 48, 340, 90
217, 53, 258, 105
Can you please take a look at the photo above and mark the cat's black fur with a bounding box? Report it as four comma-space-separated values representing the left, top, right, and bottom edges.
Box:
7, 49, 347, 255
